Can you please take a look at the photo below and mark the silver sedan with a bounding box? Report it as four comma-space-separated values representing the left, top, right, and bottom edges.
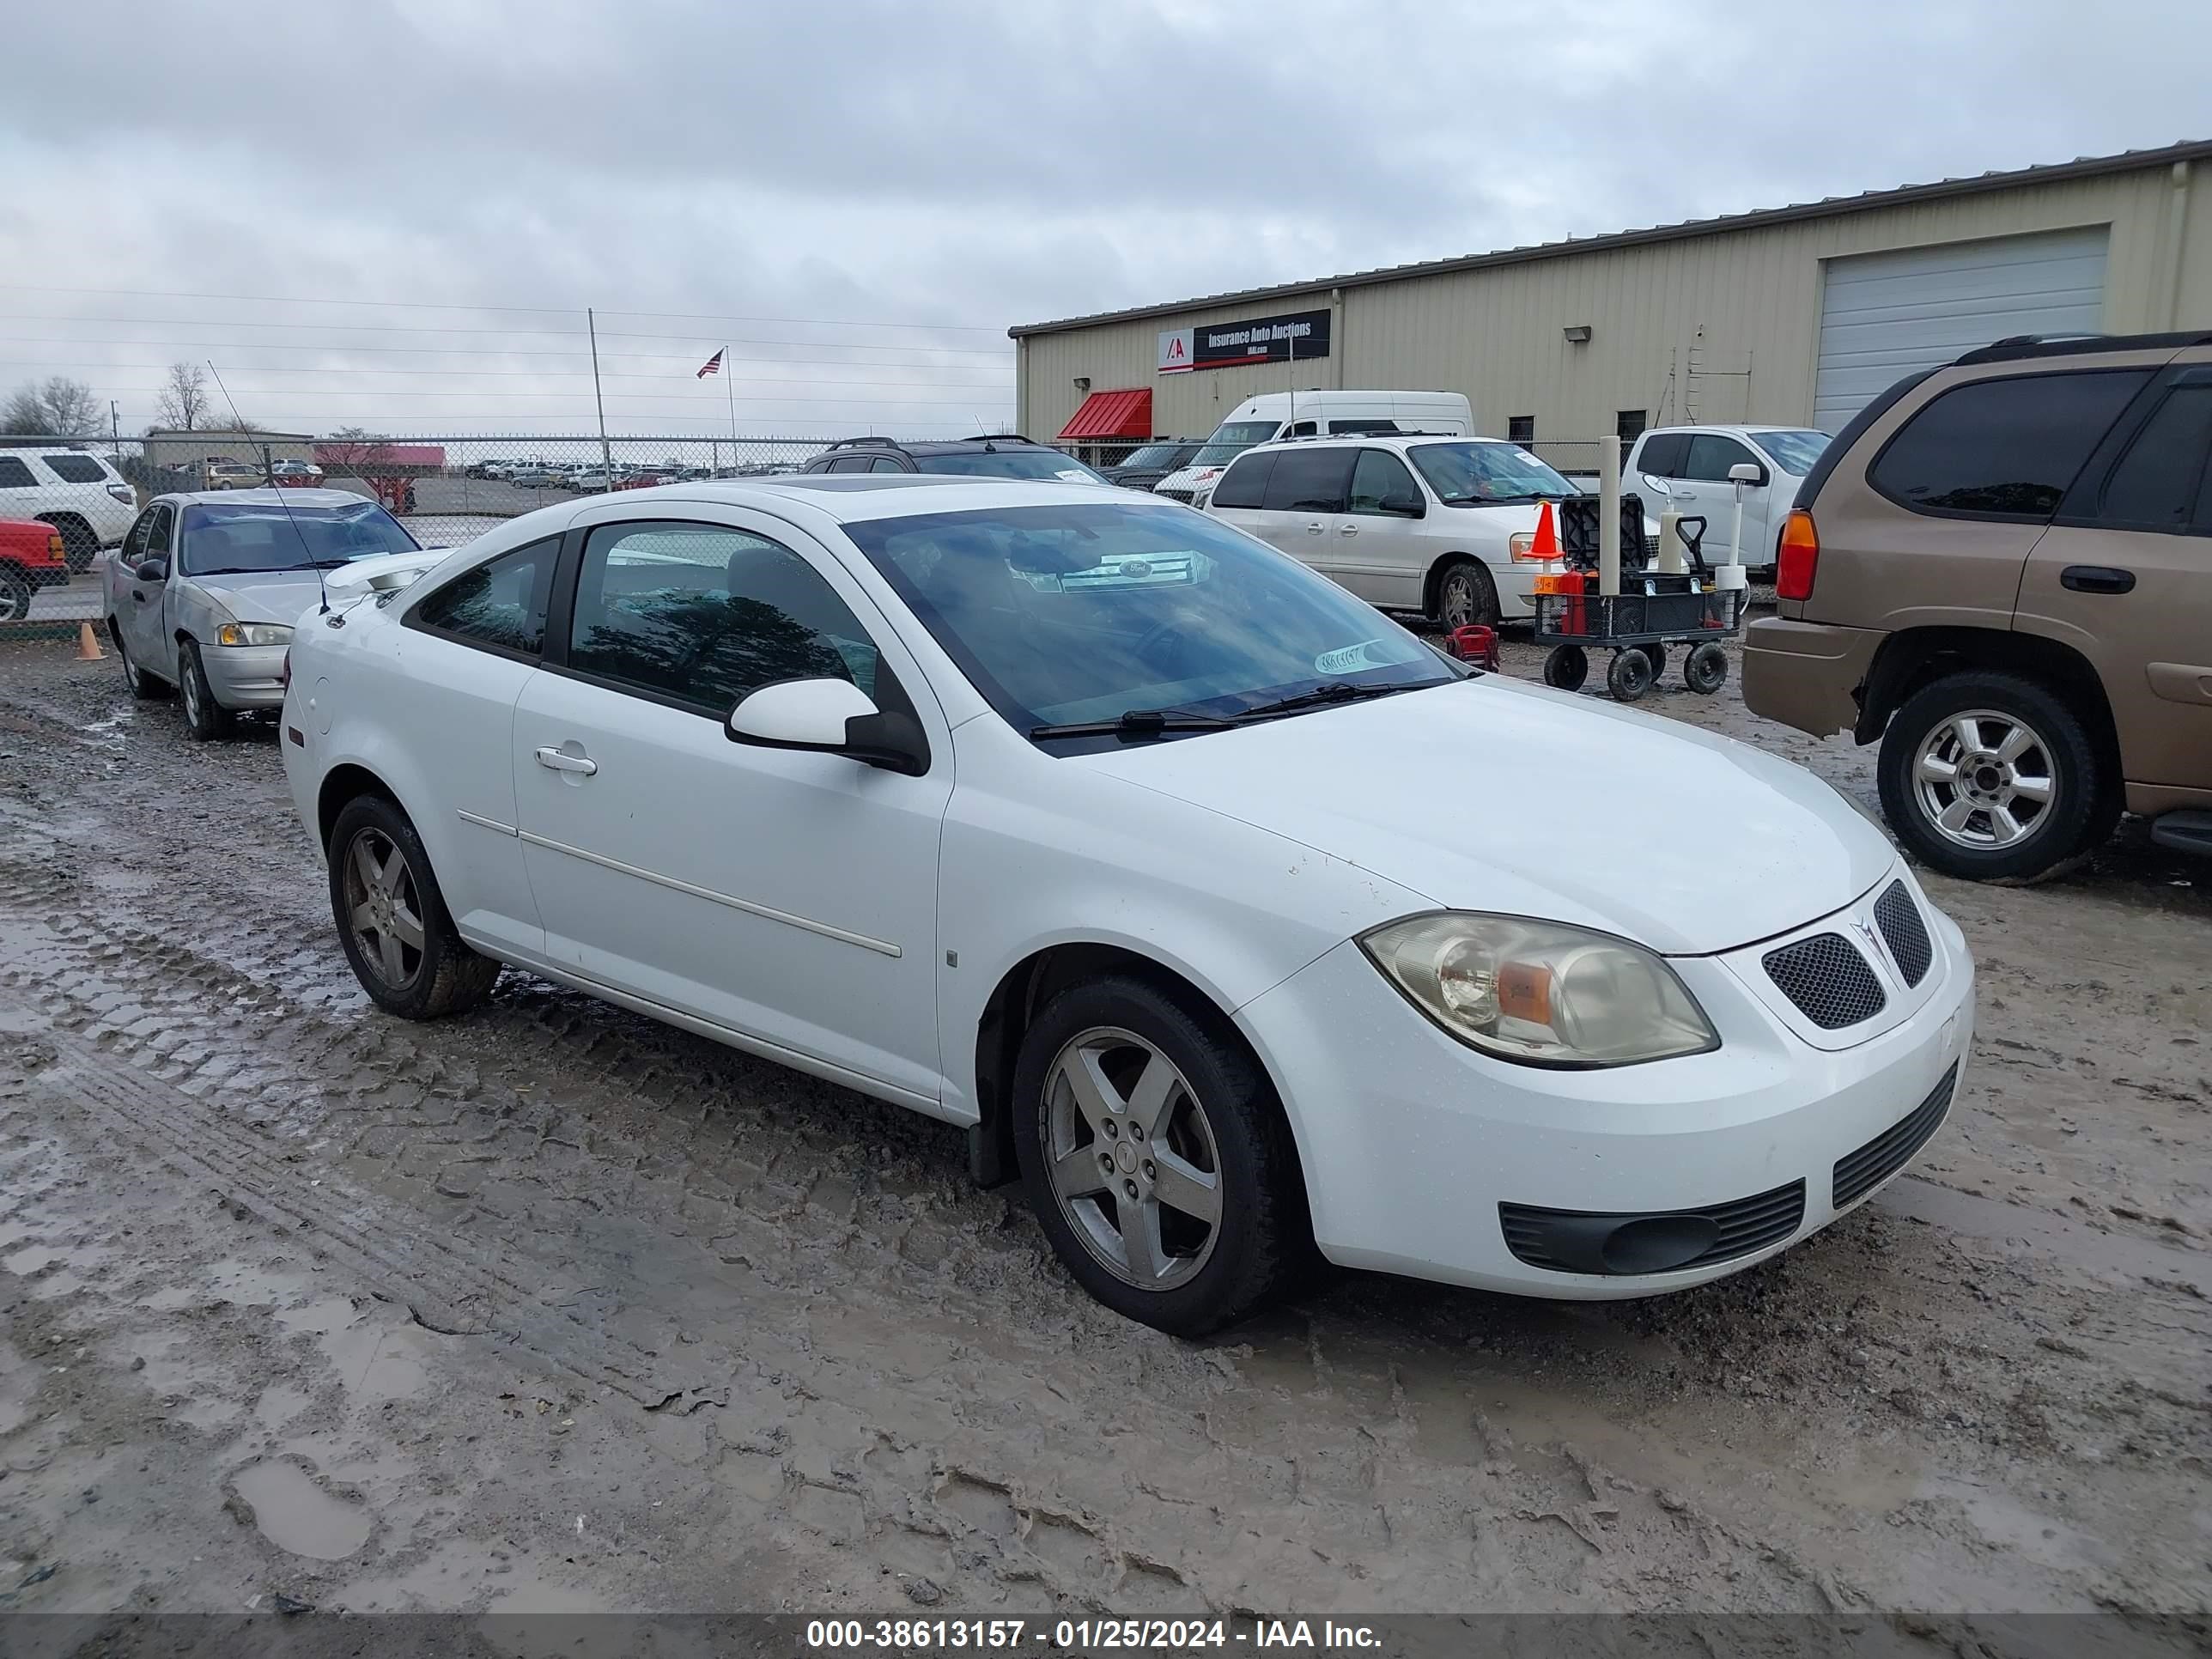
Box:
103, 489, 424, 739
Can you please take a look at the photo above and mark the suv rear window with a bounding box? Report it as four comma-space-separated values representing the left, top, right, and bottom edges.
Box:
40, 454, 109, 483
1211, 451, 1276, 509
0, 459, 37, 488
1871, 369, 2150, 519
1261, 447, 1353, 513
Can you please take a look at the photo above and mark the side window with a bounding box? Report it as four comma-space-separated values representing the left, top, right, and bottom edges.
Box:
121, 508, 158, 564
567, 520, 879, 714
143, 504, 175, 557
1261, 447, 1355, 514
0, 458, 37, 489
1210, 452, 1277, 510
412, 536, 558, 658
1346, 449, 1420, 514
1681, 434, 1759, 482
1871, 369, 2151, 519
1327, 418, 1399, 434
40, 453, 107, 484
1507, 416, 1535, 445
868, 457, 908, 473
1634, 432, 1689, 477
826, 455, 875, 473
2095, 382, 2212, 532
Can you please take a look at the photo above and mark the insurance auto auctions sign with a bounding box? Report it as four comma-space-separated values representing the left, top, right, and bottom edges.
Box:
1158, 307, 1331, 374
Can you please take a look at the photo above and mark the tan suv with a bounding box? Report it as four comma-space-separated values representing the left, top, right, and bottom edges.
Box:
1744, 331, 2212, 882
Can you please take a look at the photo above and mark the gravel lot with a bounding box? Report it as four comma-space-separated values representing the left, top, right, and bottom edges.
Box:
0, 623, 2205, 1625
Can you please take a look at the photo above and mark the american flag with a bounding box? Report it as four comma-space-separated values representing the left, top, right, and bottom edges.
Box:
696, 349, 725, 378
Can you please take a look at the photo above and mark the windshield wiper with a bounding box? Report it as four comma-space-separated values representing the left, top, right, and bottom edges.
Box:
1029, 708, 1241, 740
1236, 681, 1429, 720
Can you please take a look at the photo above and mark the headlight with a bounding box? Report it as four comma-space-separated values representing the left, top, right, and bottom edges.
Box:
216, 622, 293, 647
1359, 913, 1718, 1067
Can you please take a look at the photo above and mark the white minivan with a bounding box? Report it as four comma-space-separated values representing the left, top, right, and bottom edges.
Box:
1153, 391, 1472, 507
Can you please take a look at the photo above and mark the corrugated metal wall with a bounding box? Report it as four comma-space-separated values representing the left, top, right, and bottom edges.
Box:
1016, 161, 2209, 445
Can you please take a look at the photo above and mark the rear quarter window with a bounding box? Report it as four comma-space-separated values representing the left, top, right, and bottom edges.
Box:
40, 454, 110, 484
1869, 369, 2151, 519
0, 459, 38, 488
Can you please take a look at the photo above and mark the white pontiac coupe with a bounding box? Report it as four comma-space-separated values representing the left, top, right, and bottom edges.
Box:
280, 475, 1973, 1335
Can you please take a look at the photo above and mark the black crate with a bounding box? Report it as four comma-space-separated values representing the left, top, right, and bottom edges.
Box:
1533, 588, 1741, 642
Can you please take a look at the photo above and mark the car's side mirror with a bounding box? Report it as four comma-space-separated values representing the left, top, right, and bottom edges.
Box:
1377, 494, 1426, 518
1729, 461, 1766, 487
134, 557, 168, 582
725, 678, 928, 776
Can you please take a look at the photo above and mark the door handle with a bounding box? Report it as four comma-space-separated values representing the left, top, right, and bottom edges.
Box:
535, 746, 598, 775
2059, 565, 2136, 594
1305, 520, 1325, 534
1339, 522, 1359, 536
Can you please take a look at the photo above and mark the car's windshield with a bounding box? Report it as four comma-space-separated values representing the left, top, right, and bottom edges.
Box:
843, 502, 1460, 748
1752, 429, 1830, 475
177, 500, 419, 575
1118, 445, 1184, 469
1192, 421, 1279, 468
1407, 442, 1577, 505
915, 450, 1106, 483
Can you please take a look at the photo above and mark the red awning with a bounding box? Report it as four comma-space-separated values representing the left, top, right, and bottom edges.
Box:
1057, 387, 1152, 441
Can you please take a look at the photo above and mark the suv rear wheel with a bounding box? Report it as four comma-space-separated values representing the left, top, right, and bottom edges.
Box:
1878, 671, 2103, 883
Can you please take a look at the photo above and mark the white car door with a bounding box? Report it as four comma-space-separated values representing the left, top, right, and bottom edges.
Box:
510, 511, 952, 1104
121, 502, 177, 671
1672, 433, 1769, 565
1334, 447, 1430, 607
1258, 446, 1357, 586
388, 533, 565, 961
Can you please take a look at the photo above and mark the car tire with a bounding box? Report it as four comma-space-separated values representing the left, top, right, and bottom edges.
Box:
327, 794, 501, 1020
1542, 643, 1589, 691
110, 622, 166, 698
1012, 974, 1305, 1338
177, 641, 232, 740
1606, 647, 1654, 702
1877, 671, 2103, 884
1434, 558, 1499, 630
0, 568, 31, 625
1684, 641, 1729, 695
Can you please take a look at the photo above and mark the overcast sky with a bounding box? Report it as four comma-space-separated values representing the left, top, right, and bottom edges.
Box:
3, 0, 2208, 442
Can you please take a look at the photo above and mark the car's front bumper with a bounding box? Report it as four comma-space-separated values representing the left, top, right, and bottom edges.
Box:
1236, 878, 1974, 1298
26, 562, 69, 588
201, 641, 289, 708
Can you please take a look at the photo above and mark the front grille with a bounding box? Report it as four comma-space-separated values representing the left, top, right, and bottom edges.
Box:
1763, 933, 1887, 1030
1154, 486, 1195, 504
1833, 1063, 1959, 1209
1499, 1180, 1806, 1275
1873, 880, 1933, 986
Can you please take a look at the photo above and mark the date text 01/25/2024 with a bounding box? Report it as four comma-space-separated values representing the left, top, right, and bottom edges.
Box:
804, 1620, 1383, 1650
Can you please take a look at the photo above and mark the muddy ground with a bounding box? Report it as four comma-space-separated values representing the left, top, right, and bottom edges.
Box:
0, 626, 2204, 1626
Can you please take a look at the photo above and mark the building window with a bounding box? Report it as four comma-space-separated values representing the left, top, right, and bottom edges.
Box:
1508, 416, 1534, 445
1616, 410, 1647, 446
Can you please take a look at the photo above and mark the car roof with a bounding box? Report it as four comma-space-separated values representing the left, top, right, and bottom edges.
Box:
1237, 432, 1508, 456
569, 475, 1149, 526
155, 489, 382, 508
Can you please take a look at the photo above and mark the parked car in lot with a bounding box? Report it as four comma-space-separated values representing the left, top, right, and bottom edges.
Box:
1102, 441, 1203, 492
0, 518, 71, 622
204, 460, 265, 489
1206, 434, 1582, 628
1575, 425, 1830, 572
104, 490, 421, 739
507, 465, 565, 488
280, 474, 1973, 1336
1744, 330, 2212, 882
799, 434, 1109, 483
1154, 392, 1474, 506
0, 446, 139, 570
270, 459, 325, 485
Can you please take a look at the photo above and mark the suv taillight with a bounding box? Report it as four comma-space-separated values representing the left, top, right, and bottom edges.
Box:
1776, 510, 1819, 602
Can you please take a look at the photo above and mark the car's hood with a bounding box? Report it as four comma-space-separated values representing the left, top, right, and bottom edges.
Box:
193, 570, 328, 624
1075, 676, 1893, 955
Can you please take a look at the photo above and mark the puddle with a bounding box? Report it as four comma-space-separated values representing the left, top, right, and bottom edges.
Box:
318, 1323, 434, 1401
275, 1295, 360, 1336
232, 1459, 373, 1560
254, 1385, 315, 1430
3, 1246, 60, 1276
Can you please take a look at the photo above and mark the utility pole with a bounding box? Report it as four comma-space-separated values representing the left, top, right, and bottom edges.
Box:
110, 400, 119, 453
587, 307, 614, 490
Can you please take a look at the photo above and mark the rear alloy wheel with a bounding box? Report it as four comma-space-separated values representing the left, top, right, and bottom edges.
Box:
1013, 976, 1303, 1336
1878, 672, 2101, 883
0, 568, 30, 624
328, 795, 500, 1019
177, 641, 232, 740
1435, 558, 1499, 630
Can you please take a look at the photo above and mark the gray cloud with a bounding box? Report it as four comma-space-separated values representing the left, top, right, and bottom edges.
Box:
2, 0, 2206, 435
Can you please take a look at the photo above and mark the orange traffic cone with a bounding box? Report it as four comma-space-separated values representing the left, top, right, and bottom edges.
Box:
1529, 498, 1560, 563
76, 621, 106, 662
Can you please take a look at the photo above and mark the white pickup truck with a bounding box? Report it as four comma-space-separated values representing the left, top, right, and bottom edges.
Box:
1568, 425, 1831, 573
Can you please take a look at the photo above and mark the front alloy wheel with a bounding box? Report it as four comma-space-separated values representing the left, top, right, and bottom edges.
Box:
1042, 1027, 1222, 1292
1911, 709, 2056, 851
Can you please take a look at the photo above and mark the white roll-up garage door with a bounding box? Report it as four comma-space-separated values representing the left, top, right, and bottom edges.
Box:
1813, 227, 2109, 430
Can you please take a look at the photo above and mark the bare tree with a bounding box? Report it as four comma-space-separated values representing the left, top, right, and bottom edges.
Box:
0, 375, 100, 437
155, 362, 214, 432
319, 426, 394, 477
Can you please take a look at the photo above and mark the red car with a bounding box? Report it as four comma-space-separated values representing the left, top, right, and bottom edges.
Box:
0, 517, 69, 623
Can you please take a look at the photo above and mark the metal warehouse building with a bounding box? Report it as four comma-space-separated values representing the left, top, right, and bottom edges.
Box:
1013, 141, 2212, 458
